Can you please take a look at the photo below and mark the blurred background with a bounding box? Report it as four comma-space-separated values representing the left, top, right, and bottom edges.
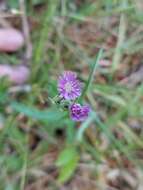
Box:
0, 0, 142, 189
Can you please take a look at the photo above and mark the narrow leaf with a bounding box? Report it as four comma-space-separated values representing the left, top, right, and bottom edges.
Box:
56, 147, 77, 167
11, 102, 66, 123
58, 156, 79, 184
80, 49, 103, 100
56, 147, 79, 184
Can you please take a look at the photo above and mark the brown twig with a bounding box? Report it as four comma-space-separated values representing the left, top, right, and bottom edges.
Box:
19, 0, 32, 65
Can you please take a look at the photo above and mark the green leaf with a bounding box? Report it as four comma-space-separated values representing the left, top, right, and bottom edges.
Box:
58, 156, 79, 184
80, 49, 103, 100
11, 102, 66, 123
56, 147, 77, 167
56, 147, 79, 184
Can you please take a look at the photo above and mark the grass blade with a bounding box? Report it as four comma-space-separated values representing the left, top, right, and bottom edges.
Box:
80, 49, 103, 100
112, 14, 126, 71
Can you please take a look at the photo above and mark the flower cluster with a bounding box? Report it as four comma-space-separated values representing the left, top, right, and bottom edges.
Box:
57, 71, 90, 122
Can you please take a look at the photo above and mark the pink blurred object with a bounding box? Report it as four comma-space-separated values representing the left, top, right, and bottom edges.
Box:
99, 59, 111, 67
0, 28, 24, 52
0, 65, 29, 84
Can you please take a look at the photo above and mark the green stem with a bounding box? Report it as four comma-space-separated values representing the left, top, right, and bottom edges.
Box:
79, 49, 103, 101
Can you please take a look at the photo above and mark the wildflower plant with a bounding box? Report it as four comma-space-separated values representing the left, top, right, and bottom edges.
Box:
54, 49, 103, 122
56, 71, 90, 122
55, 49, 103, 183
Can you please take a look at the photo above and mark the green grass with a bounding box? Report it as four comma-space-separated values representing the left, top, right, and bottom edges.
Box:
0, 0, 143, 189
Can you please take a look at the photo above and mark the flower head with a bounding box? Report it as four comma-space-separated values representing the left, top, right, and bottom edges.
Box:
58, 71, 81, 100
70, 103, 90, 121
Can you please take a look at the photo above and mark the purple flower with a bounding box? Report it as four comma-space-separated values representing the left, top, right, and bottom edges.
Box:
70, 103, 90, 121
58, 71, 81, 100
